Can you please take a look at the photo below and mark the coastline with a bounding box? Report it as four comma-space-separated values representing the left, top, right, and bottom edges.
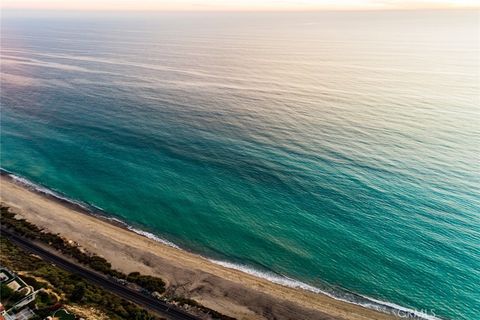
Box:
0, 173, 400, 320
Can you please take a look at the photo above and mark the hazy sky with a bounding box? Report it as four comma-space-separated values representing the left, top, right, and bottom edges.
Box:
2, 0, 479, 11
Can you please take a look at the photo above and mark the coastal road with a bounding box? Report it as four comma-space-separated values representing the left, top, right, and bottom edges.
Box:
1, 228, 201, 320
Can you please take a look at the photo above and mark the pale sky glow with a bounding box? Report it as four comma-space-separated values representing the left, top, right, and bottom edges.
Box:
2, 0, 479, 11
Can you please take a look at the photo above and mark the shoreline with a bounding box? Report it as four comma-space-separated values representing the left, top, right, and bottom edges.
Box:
0, 171, 404, 320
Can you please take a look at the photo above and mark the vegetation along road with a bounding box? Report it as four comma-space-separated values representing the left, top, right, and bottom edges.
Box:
1, 227, 201, 320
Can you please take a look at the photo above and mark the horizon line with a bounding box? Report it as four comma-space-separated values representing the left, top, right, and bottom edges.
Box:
2, 6, 479, 13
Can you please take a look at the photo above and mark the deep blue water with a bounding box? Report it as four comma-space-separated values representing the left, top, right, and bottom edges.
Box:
1, 10, 479, 320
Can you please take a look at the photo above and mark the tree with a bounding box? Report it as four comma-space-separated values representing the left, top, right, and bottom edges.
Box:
70, 282, 86, 302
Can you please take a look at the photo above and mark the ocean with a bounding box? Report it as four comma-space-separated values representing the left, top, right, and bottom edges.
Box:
1, 10, 479, 320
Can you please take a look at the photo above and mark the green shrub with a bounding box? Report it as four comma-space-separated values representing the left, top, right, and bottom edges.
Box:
35, 290, 57, 308
70, 282, 86, 302
22, 275, 46, 290
127, 272, 165, 293
0, 283, 26, 308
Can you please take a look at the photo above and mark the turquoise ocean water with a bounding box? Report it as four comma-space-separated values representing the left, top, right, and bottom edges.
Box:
1, 10, 479, 319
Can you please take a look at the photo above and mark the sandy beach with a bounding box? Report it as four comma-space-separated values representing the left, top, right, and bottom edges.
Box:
0, 176, 397, 320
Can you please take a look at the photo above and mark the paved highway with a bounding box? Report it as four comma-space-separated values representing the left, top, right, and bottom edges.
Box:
1, 228, 201, 320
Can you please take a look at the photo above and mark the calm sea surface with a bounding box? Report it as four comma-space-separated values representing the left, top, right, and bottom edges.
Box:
1, 10, 479, 319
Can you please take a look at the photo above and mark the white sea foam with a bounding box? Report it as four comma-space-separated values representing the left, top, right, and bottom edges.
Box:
208, 259, 441, 320
102, 216, 126, 225
97, 214, 180, 249
210, 259, 324, 292
360, 296, 443, 320
9, 173, 89, 210
125, 226, 180, 249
